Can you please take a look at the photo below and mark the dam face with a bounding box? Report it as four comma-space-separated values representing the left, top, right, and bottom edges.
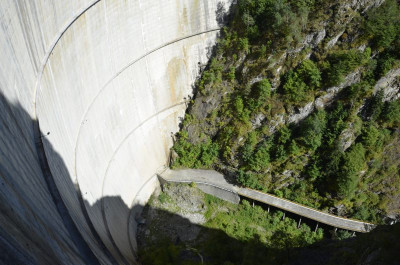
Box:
0, 0, 232, 264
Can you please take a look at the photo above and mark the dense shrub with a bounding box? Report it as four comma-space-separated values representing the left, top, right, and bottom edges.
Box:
282, 59, 321, 104
323, 49, 370, 87
241, 131, 258, 164
375, 54, 398, 78
324, 102, 349, 146
249, 140, 271, 172
282, 71, 309, 102
296, 59, 322, 89
237, 170, 263, 189
247, 79, 271, 112
381, 100, 400, 127
337, 143, 366, 199
172, 132, 219, 169
360, 123, 383, 150
364, 0, 400, 50
237, 0, 315, 45
300, 110, 327, 150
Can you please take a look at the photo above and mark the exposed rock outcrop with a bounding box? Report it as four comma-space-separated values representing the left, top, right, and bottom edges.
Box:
374, 67, 400, 101
315, 70, 363, 109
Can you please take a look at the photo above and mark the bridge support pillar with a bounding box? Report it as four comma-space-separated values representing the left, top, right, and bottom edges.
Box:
315, 223, 318, 232
282, 212, 285, 220
298, 218, 302, 228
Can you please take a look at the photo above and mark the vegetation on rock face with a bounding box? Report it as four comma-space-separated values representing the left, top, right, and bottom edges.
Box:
172, 0, 400, 224
282, 59, 321, 104
363, 0, 400, 51
139, 184, 400, 265
291, 222, 400, 265
138, 184, 324, 265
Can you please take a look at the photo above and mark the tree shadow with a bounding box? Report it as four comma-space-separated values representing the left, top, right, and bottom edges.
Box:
135, 198, 288, 265
136, 189, 400, 265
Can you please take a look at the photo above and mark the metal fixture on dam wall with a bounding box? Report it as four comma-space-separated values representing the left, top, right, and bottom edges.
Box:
0, 0, 233, 264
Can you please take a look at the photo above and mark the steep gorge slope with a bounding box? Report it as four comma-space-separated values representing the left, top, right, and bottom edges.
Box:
172, 0, 400, 224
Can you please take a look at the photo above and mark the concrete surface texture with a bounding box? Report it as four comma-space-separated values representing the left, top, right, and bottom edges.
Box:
0, 0, 233, 264
160, 169, 376, 233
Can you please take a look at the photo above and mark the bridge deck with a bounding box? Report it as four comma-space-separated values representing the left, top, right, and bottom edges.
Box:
158, 169, 375, 233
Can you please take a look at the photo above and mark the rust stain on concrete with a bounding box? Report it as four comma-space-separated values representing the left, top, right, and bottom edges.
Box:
190, 0, 201, 32
167, 57, 185, 104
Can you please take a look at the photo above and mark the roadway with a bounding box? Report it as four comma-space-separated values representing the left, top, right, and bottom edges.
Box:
158, 169, 375, 233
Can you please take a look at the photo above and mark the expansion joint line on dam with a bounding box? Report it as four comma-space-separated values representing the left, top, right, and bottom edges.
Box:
101, 101, 189, 261
159, 169, 376, 233
74, 28, 220, 262
30, 0, 113, 262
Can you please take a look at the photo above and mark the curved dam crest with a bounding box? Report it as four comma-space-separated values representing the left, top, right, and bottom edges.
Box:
0, 0, 233, 264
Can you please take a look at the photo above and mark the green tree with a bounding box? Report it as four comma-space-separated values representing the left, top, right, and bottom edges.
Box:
300, 110, 327, 150
360, 123, 383, 150
249, 141, 271, 171
239, 37, 249, 53
274, 144, 287, 161
323, 49, 370, 87
346, 81, 373, 100
234, 96, 245, 115
282, 59, 320, 104
277, 126, 291, 145
172, 131, 201, 168
241, 131, 258, 164
324, 101, 349, 146
237, 170, 262, 189
288, 140, 301, 156
306, 163, 321, 182
237, 0, 312, 46
228, 66, 236, 81
381, 100, 400, 127
172, 132, 219, 168
367, 91, 385, 121
364, 0, 400, 50
247, 79, 271, 111
282, 70, 308, 102
337, 143, 366, 199
297, 59, 321, 89
199, 140, 220, 167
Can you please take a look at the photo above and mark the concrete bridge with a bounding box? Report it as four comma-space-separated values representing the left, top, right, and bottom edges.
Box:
158, 169, 375, 233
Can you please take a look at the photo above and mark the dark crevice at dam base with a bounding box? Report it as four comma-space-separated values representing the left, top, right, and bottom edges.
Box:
1, 0, 400, 264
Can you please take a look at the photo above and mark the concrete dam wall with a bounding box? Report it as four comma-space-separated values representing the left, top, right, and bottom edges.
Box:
0, 1, 233, 264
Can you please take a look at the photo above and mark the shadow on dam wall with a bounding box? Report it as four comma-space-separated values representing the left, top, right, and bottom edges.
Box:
0, 87, 271, 264
1, 90, 399, 265
0, 88, 276, 265
0, 89, 109, 264
0, 90, 291, 264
